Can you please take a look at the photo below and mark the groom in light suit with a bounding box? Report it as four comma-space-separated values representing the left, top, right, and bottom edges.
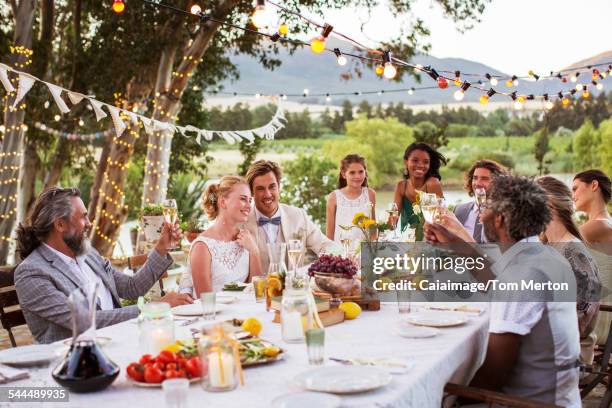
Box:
245, 160, 341, 272
453, 159, 507, 243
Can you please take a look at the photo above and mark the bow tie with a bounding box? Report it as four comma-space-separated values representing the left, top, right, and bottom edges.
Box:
258, 216, 281, 226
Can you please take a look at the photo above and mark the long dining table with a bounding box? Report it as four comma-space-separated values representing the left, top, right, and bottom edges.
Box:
12, 292, 490, 408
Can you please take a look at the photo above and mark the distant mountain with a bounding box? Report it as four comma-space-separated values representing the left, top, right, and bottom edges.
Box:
216, 40, 612, 105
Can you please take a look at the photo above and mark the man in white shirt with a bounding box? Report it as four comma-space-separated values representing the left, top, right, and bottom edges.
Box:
426, 175, 580, 407
244, 160, 341, 272
453, 159, 507, 243
14, 187, 193, 343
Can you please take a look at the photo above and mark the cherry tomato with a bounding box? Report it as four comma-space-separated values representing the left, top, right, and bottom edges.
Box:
176, 369, 187, 378
177, 357, 187, 369
153, 362, 165, 371
139, 354, 153, 364
185, 357, 202, 378
144, 362, 154, 371
144, 366, 164, 384
166, 363, 177, 371
156, 350, 177, 364
126, 363, 144, 382
165, 369, 178, 379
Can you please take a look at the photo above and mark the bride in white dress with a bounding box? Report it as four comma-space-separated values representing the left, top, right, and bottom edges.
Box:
179, 176, 262, 296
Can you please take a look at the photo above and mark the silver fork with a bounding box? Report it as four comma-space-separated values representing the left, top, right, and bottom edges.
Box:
180, 317, 200, 326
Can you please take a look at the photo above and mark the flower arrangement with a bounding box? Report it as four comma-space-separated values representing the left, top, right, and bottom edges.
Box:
348, 212, 393, 254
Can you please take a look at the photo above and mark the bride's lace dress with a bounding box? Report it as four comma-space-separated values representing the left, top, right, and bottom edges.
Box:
178, 236, 249, 295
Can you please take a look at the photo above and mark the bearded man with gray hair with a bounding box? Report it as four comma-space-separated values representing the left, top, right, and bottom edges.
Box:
14, 187, 193, 344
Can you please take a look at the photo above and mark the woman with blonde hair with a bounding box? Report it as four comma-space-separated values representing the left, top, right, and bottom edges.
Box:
179, 176, 262, 295
537, 176, 601, 364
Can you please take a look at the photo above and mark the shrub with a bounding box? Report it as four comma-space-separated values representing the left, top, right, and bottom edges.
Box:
448, 151, 515, 172
280, 154, 337, 228
167, 172, 205, 222
572, 120, 601, 170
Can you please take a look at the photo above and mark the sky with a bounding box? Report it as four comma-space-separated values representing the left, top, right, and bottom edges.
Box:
296, 0, 612, 76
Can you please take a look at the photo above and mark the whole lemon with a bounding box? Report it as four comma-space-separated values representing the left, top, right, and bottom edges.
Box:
339, 302, 361, 320
241, 317, 262, 337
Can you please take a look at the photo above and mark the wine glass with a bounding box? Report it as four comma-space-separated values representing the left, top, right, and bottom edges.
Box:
339, 229, 353, 258
386, 202, 399, 237
162, 199, 178, 226
475, 188, 487, 211
420, 193, 438, 223
433, 197, 447, 224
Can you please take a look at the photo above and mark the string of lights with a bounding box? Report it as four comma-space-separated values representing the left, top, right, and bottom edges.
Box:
32, 122, 114, 141
113, 0, 611, 110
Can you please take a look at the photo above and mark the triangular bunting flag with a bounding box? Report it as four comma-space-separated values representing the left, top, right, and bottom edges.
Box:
0, 64, 15, 93
89, 99, 108, 121
45, 83, 71, 114
12, 72, 36, 107
107, 105, 126, 137
67, 91, 84, 105
126, 111, 139, 125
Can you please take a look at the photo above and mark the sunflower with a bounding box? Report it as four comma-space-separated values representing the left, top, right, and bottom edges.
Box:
352, 212, 367, 226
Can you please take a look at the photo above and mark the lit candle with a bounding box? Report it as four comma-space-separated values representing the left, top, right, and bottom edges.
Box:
282, 310, 305, 341
208, 351, 235, 388
150, 327, 174, 354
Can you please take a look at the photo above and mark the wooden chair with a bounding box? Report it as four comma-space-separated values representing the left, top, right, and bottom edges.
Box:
126, 254, 167, 296
0, 266, 27, 347
580, 304, 612, 408
444, 383, 561, 408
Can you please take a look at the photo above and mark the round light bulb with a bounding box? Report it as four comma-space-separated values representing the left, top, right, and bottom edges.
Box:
383, 63, 397, 79
545, 100, 554, 110
408, 89, 414, 95
490, 77, 498, 86
513, 79, 519, 86
575, 84, 582, 91
513, 100, 523, 110
0, 125, 5, 133
562, 97, 570, 106
282, 94, 287, 100
78, 119, 85, 126
479, 95, 489, 104
582, 91, 590, 99
453, 90, 465, 101
517, 96, 526, 103
570, 75, 577, 83
54, 114, 61, 121
43, 101, 50, 109
112, 0, 125, 14
375, 65, 384, 76
251, 5, 269, 29
506, 79, 513, 87
325, 96, 331, 102
303, 88, 309, 96
278, 24, 288, 36
437, 77, 448, 89
596, 83, 604, 91
189, 4, 202, 15
310, 37, 325, 54
255, 93, 261, 99
336, 55, 347, 66
453, 78, 461, 86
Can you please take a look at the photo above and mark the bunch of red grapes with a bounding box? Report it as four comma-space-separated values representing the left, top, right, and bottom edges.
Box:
308, 254, 357, 277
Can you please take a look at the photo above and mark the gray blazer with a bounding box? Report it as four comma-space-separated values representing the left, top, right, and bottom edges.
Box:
454, 201, 484, 243
14, 245, 172, 344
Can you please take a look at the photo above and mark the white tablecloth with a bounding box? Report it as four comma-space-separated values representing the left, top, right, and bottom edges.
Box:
10, 294, 489, 408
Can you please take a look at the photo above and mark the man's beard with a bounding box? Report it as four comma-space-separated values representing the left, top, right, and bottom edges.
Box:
63, 228, 92, 256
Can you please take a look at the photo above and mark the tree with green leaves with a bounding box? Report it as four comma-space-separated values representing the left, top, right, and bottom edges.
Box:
572, 120, 601, 171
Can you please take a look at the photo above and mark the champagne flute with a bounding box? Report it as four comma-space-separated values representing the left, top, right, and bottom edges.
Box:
386, 202, 399, 238
162, 199, 178, 249
475, 188, 487, 211
433, 197, 447, 224
287, 239, 304, 288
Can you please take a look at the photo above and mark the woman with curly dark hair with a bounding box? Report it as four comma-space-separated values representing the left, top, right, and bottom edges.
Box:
392, 142, 447, 236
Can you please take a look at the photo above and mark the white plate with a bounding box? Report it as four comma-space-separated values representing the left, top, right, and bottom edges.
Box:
405, 311, 468, 328
394, 323, 439, 338
0, 344, 61, 367
294, 366, 392, 394
172, 301, 227, 317
272, 392, 341, 408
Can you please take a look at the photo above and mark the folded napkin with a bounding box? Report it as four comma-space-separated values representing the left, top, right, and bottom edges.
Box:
0, 364, 29, 383
330, 357, 412, 374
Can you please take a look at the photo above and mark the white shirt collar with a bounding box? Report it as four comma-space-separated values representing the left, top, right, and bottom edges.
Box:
43, 243, 79, 264
491, 235, 540, 275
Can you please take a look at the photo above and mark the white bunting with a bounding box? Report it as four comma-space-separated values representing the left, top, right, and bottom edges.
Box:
45, 83, 71, 114
12, 72, 36, 107
107, 105, 126, 137
89, 98, 108, 121
0, 64, 15, 93
67, 91, 85, 105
